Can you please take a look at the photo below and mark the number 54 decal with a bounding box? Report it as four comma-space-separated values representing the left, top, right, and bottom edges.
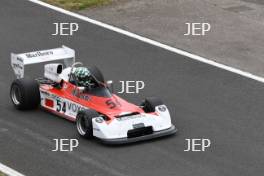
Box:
56, 99, 66, 113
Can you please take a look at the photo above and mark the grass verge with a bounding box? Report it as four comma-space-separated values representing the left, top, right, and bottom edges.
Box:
0, 171, 7, 176
43, 0, 112, 10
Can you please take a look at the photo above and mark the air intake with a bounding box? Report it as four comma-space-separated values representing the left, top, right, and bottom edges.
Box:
127, 126, 153, 138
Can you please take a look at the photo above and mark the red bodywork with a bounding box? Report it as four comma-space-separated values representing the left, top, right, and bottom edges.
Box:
40, 81, 144, 122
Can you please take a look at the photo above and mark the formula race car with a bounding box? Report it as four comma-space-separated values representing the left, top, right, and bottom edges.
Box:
10, 46, 177, 144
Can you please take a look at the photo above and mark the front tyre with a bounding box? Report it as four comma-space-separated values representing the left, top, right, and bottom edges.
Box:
76, 109, 99, 139
10, 78, 40, 110
141, 97, 164, 113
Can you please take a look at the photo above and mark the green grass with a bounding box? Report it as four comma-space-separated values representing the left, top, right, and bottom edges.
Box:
0, 171, 7, 176
44, 0, 112, 10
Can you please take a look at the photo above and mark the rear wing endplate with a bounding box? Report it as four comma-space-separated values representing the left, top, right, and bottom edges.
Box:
11, 45, 75, 78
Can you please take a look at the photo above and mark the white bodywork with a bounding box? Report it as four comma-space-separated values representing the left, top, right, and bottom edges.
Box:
44, 63, 63, 83
93, 105, 172, 139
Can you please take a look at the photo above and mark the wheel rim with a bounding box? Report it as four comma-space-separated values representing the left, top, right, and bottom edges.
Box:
11, 85, 21, 105
77, 115, 87, 135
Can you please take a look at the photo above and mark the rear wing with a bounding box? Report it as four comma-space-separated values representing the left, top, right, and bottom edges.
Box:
11, 45, 75, 78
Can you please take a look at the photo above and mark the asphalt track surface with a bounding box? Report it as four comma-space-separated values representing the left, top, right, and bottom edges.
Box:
0, 1, 264, 176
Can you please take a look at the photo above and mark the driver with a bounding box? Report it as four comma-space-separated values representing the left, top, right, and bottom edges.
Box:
73, 67, 94, 87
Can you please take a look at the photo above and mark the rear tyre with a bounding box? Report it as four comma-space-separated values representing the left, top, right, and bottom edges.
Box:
89, 66, 104, 83
141, 97, 164, 113
10, 78, 40, 110
76, 109, 99, 139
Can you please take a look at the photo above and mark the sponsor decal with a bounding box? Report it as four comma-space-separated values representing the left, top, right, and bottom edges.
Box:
50, 94, 57, 99
95, 117, 104, 123
71, 89, 90, 101
56, 98, 85, 114
45, 98, 54, 108
79, 94, 90, 101
116, 114, 142, 121
40, 90, 50, 96
12, 63, 23, 70
66, 101, 85, 113
158, 105, 167, 112
25, 51, 53, 58
17, 57, 23, 62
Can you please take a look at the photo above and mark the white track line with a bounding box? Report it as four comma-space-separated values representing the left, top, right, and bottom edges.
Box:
0, 163, 25, 176
29, 0, 264, 83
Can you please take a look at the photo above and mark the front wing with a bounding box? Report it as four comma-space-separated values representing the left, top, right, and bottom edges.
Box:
92, 105, 177, 144
99, 125, 177, 144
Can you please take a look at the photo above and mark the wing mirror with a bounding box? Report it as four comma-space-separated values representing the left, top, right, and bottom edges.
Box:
107, 80, 114, 93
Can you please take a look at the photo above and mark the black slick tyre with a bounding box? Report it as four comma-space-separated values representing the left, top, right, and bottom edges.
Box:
10, 78, 40, 110
76, 109, 99, 139
142, 97, 164, 113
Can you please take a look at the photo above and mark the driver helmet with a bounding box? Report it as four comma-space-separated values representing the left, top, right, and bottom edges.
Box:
74, 67, 92, 87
